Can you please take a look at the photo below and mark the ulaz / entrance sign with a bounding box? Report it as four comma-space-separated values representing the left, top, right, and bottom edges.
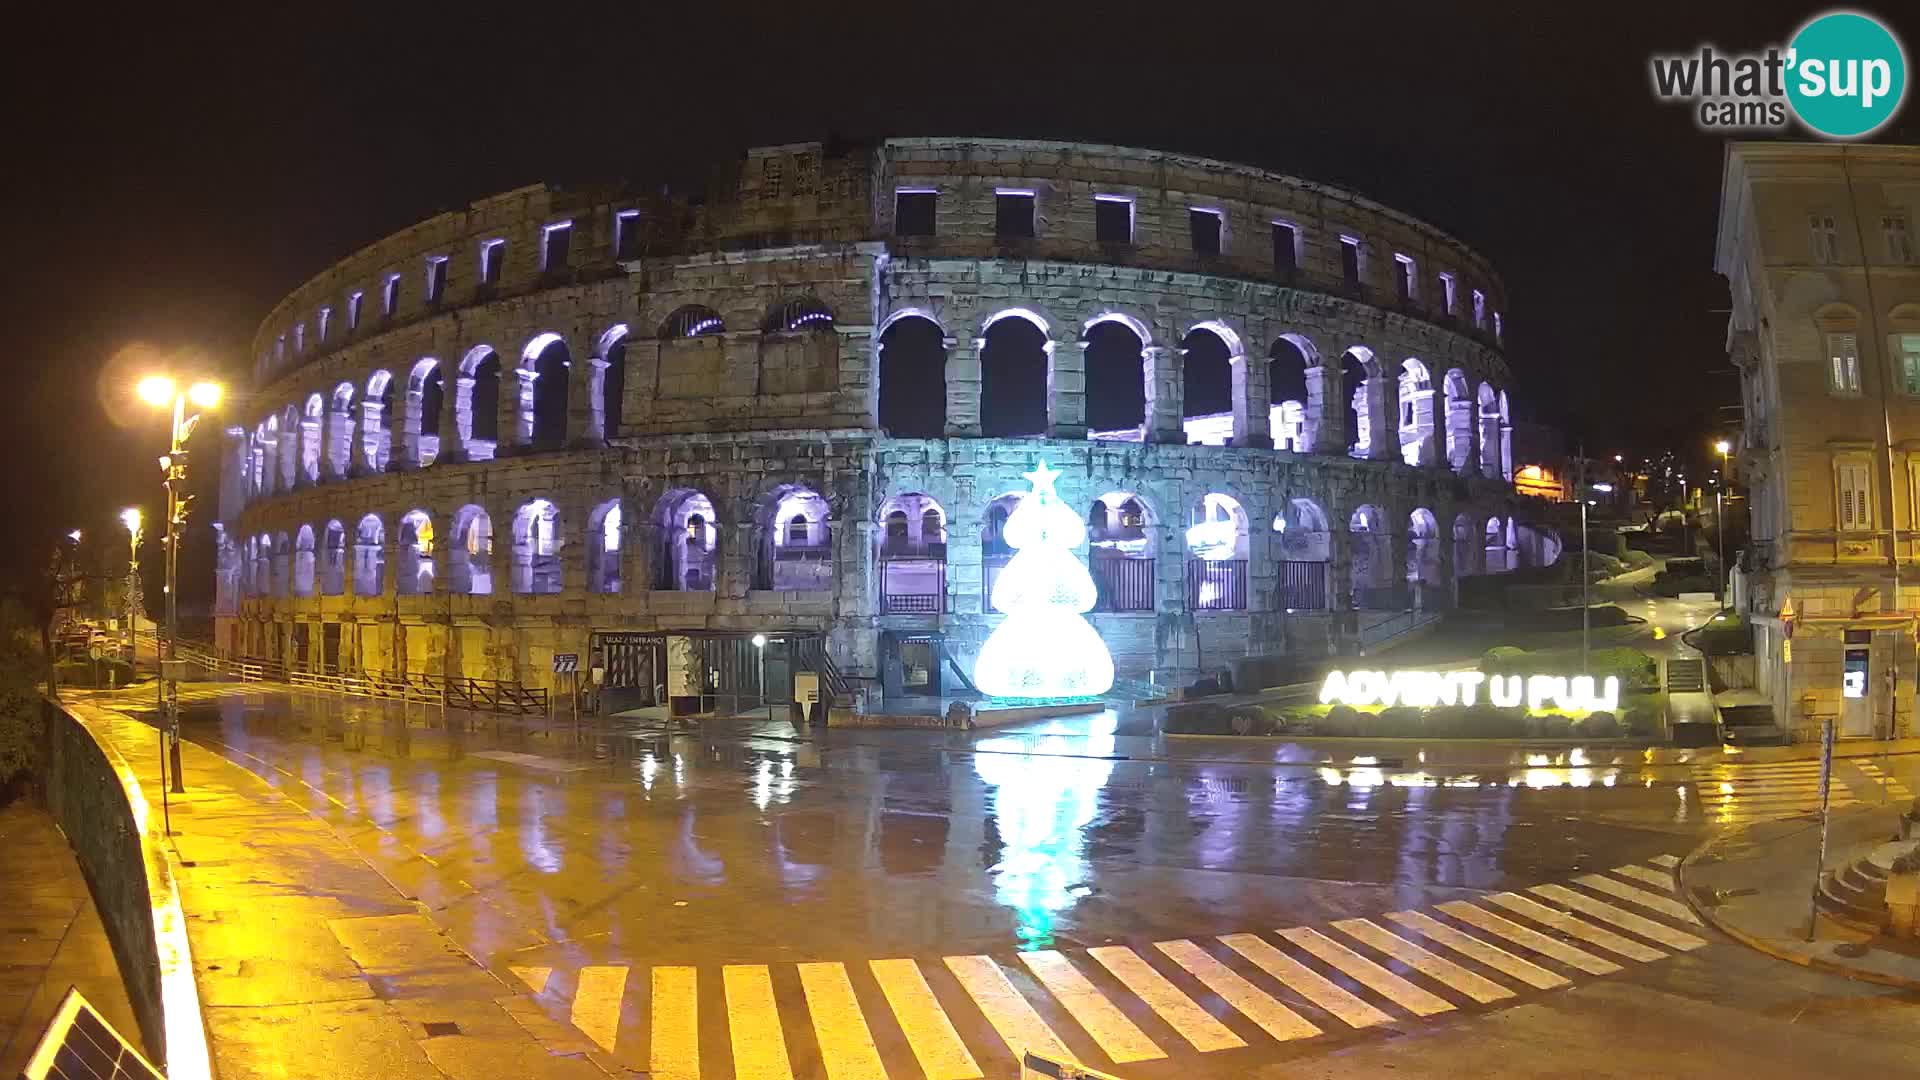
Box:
1319, 669, 1622, 713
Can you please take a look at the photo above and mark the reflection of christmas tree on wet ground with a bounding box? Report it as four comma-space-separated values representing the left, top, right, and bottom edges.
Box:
973, 461, 1116, 699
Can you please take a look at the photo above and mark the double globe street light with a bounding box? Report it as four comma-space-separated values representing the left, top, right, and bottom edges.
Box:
135, 375, 222, 794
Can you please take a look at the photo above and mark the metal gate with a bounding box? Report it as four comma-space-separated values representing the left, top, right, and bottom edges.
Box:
596, 632, 666, 706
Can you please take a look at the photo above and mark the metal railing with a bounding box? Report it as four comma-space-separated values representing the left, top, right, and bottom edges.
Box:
1092, 557, 1155, 612
1186, 559, 1249, 611
1277, 560, 1329, 611
285, 667, 549, 714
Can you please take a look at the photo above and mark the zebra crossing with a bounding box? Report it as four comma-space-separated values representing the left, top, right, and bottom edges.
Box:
506, 857, 1706, 1078
1687, 757, 1920, 824
89, 682, 267, 706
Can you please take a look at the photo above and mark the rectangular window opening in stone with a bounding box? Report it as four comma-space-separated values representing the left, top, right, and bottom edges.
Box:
1272, 221, 1298, 272
1828, 332, 1860, 394
615, 209, 642, 260
1393, 252, 1415, 302
347, 290, 364, 330
1839, 459, 1872, 530
995, 190, 1036, 239
895, 190, 937, 237
1811, 213, 1841, 263
293, 321, 305, 353
1340, 235, 1362, 286
317, 305, 331, 342
1439, 271, 1457, 315
1493, 311, 1504, 343
383, 273, 401, 317
1472, 288, 1487, 328
1885, 214, 1913, 263
1901, 334, 1920, 395
425, 256, 448, 305
1190, 208, 1222, 255
1095, 195, 1133, 245
542, 221, 572, 272
480, 238, 505, 285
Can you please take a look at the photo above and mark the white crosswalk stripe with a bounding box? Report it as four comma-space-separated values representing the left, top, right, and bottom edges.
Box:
1691, 760, 1859, 823
508, 857, 1708, 1075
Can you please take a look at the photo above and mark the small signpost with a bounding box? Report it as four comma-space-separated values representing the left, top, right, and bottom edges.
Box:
1809, 716, 1837, 942
553, 653, 581, 728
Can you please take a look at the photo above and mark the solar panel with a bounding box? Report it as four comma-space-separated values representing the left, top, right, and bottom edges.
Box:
17, 988, 164, 1080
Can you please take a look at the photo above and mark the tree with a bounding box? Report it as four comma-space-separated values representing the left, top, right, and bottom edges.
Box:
973, 462, 1115, 698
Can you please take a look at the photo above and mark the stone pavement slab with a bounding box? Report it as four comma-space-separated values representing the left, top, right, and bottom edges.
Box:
70, 702, 613, 1079
0, 800, 142, 1079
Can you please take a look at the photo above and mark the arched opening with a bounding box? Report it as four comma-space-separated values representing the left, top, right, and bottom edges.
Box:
256, 420, 277, 494
278, 406, 299, 488
248, 536, 267, 596
762, 487, 832, 590
410, 358, 445, 467
1273, 498, 1331, 610
1181, 326, 1234, 445
660, 305, 725, 339
1185, 493, 1249, 610
877, 313, 948, 438
1269, 336, 1315, 452
599, 326, 628, 439
1453, 512, 1479, 578
448, 506, 494, 594
321, 520, 346, 595
394, 510, 432, 595
980, 312, 1048, 437
1341, 349, 1374, 458
1444, 370, 1473, 473
587, 500, 623, 593
526, 333, 570, 449
1398, 359, 1434, 467
352, 515, 385, 596
1083, 319, 1147, 439
467, 348, 501, 456
1478, 382, 1503, 477
1498, 390, 1513, 481
979, 491, 1026, 608
510, 499, 563, 594
1408, 508, 1443, 609
877, 493, 946, 613
293, 525, 316, 596
362, 370, 394, 473
765, 297, 835, 333
301, 394, 324, 484
271, 532, 291, 596
1088, 492, 1155, 611
326, 382, 356, 479
1349, 504, 1396, 609
1484, 515, 1511, 573
653, 489, 717, 592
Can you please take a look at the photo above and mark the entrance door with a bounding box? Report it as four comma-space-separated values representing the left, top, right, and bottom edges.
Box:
323, 623, 342, 672
1842, 644, 1875, 737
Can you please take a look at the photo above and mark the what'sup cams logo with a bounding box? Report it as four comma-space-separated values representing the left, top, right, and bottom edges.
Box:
1650, 10, 1907, 139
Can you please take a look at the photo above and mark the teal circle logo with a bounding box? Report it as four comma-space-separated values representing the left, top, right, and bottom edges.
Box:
1787, 11, 1907, 138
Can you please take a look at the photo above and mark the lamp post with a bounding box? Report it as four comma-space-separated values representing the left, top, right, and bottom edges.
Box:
137, 375, 222, 794
1581, 481, 1615, 675
1714, 440, 1732, 610
120, 508, 142, 668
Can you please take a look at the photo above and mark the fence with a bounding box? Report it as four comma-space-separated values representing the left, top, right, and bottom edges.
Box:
1186, 559, 1249, 611
1092, 557, 1155, 611
1276, 560, 1328, 611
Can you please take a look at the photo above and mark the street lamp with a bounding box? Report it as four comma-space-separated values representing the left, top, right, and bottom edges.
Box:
1581, 482, 1615, 674
1714, 440, 1731, 609
137, 374, 223, 793
121, 508, 142, 666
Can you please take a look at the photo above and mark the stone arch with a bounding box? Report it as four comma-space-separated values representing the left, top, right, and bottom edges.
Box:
1484, 514, 1513, 573
271, 531, 291, 597
1408, 507, 1444, 600
1082, 317, 1148, 438
1398, 358, 1436, 467
361, 369, 394, 473
260, 416, 281, 495
1348, 504, 1396, 608
278, 405, 299, 489
321, 519, 347, 595
659, 305, 725, 338
510, 498, 564, 594
758, 486, 832, 590
1273, 496, 1332, 611
763, 296, 836, 333
1181, 324, 1235, 445
652, 488, 717, 591
1186, 492, 1249, 610
292, 524, 316, 596
406, 357, 446, 467
979, 308, 1050, 437
351, 514, 385, 596
877, 492, 946, 614
1498, 390, 1513, 481
1087, 490, 1157, 612
325, 382, 356, 479
522, 332, 570, 449
458, 345, 501, 458
448, 505, 494, 595
301, 393, 324, 484
1453, 511, 1480, 578
1477, 381, 1503, 477
878, 313, 948, 438
595, 324, 629, 441
397, 509, 434, 595
1340, 346, 1391, 460
585, 499, 623, 594
1268, 335, 1318, 453
1443, 369, 1473, 473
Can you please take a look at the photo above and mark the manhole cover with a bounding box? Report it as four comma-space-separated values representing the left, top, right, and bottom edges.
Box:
1834, 942, 1871, 959
422, 1021, 461, 1038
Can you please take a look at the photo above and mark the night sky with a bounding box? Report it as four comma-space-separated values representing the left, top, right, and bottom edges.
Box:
3, 2, 1916, 590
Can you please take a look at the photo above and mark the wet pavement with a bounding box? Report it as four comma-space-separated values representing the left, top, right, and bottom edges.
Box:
76, 683, 1920, 1078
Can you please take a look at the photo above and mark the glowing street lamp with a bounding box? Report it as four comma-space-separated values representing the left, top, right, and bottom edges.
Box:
136, 374, 224, 793
1714, 440, 1732, 608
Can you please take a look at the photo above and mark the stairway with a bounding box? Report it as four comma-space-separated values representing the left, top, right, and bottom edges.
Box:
1816, 839, 1920, 930
1666, 657, 1707, 692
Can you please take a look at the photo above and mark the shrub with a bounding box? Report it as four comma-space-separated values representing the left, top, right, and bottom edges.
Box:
1321, 705, 1360, 737
1591, 647, 1659, 689
1623, 702, 1661, 736
1377, 706, 1423, 738
0, 600, 45, 806
1228, 706, 1271, 736
1576, 711, 1621, 738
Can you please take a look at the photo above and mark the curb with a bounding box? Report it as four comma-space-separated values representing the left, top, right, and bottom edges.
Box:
1678, 825, 1920, 992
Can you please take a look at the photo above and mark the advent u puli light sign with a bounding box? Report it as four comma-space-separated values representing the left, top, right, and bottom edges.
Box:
1320, 670, 1622, 713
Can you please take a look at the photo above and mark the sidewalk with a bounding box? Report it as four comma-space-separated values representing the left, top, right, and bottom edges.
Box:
68, 701, 610, 1080
0, 801, 142, 1078
1681, 804, 1920, 989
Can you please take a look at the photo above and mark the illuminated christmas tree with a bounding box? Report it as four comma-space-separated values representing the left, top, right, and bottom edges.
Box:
974, 461, 1116, 698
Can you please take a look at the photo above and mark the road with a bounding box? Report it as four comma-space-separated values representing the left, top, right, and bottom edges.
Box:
79, 674, 1920, 1080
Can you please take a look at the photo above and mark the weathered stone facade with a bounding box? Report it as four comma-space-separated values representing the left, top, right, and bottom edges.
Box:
217, 138, 1543, 697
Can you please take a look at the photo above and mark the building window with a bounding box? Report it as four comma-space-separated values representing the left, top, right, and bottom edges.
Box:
1095, 195, 1133, 245
479, 238, 504, 285
1886, 215, 1915, 263
1339, 236, 1362, 287
293, 322, 306, 353
1272, 221, 1298, 272
425, 256, 448, 305
1899, 333, 1920, 395
541, 221, 572, 272
614, 209, 642, 260
383, 273, 401, 317
1472, 289, 1487, 329
1828, 333, 1862, 394
895, 190, 937, 237
347, 291, 364, 330
317, 306, 332, 342
1811, 213, 1841, 263
995, 189, 1036, 239
1838, 459, 1873, 531
1438, 272, 1457, 315
1493, 312, 1504, 343
1190, 208, 1223, 255
762, 156, 783, 198
1393, 253, 1415, 302
275, 335, 286, 361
